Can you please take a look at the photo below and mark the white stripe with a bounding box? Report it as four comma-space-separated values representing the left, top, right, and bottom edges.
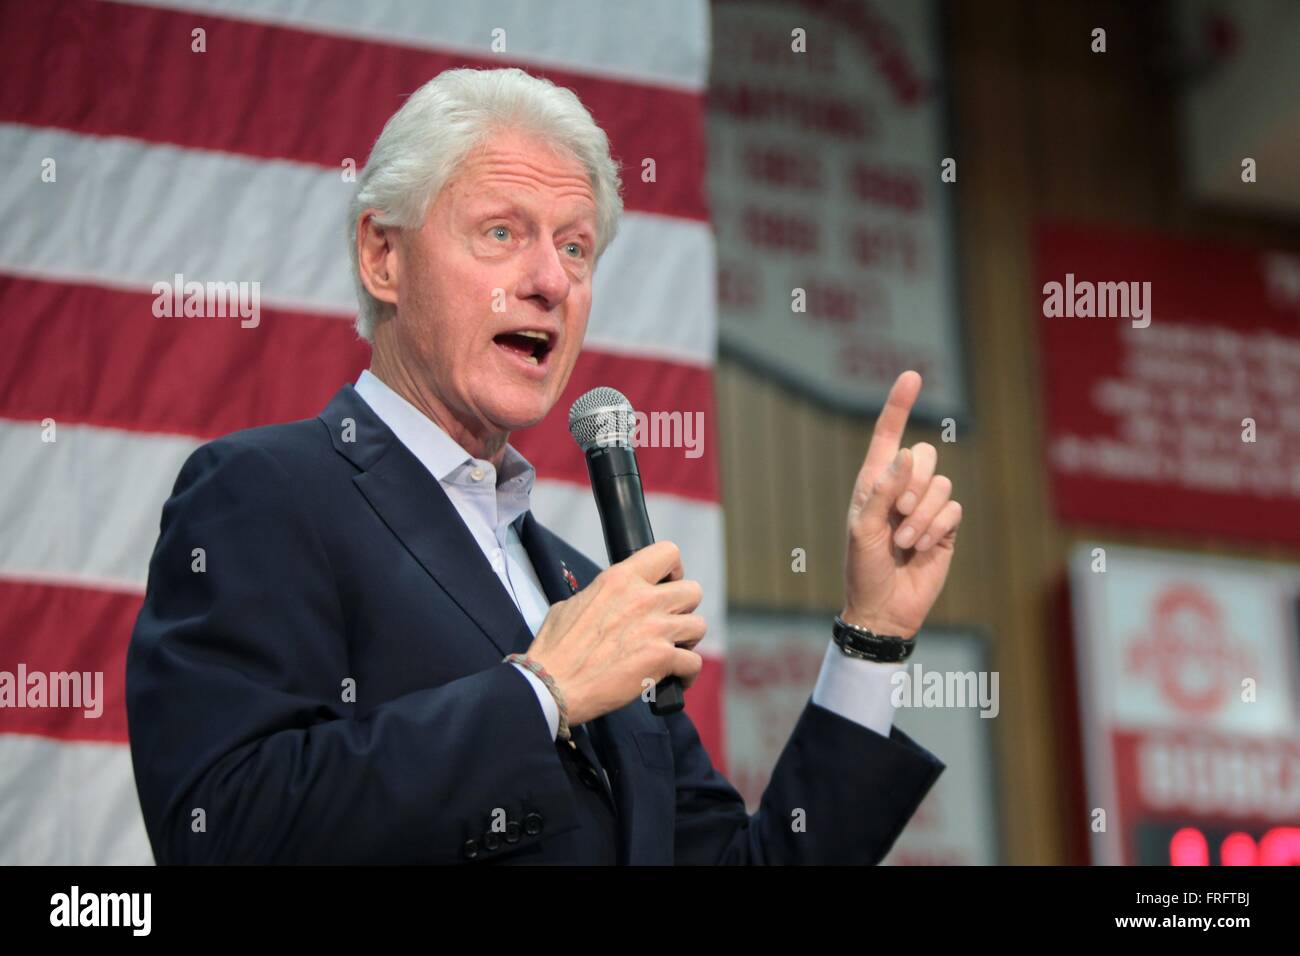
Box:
0, 124, 715, 367
0, 735, 154, 864
0, 419, 726, 655
0, 420, 196, 595
531, 480, 727, 656
115, 0, 711, 92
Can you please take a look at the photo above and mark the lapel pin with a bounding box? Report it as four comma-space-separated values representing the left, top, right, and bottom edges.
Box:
560, 560, 580, 594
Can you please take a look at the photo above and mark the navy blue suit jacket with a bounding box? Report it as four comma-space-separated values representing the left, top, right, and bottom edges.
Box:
126, 384, 944, 864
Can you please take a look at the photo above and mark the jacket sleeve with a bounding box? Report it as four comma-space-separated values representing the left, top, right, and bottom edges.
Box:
668, 698, 945, 864
126, 439, 575, 864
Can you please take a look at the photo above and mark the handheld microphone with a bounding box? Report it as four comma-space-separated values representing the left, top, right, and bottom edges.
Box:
568, 387, 685, 716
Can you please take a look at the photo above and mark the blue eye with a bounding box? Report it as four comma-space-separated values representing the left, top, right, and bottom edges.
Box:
564, 243, 583, 258
491, 226, 510, 241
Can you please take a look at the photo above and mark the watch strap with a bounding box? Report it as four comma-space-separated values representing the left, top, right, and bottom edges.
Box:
832, 615, 916, 663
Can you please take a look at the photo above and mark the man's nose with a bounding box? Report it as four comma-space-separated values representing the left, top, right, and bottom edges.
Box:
516, 241, 571, 307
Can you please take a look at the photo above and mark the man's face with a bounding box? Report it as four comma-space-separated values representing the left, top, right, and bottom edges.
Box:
390, 126, 598, 437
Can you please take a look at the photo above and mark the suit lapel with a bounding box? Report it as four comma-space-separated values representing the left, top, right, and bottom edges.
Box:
323, 387, 636, 832
518, 512, 621, 797
517, 511, 585, 605
320, 385, 533, 660
518, 512, 677, 864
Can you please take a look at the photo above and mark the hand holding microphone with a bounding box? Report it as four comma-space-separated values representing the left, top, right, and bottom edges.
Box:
525, 540, 705, 727
524, 387, 703, 725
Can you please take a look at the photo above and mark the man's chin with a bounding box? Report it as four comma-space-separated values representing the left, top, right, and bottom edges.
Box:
488, 399, 556, 433
484, 373, 570, 431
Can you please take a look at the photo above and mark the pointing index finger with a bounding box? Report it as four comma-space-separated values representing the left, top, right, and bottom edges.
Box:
862, 371, 922, 481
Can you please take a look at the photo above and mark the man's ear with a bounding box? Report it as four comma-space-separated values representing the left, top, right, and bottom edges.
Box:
356, 212, 400, 309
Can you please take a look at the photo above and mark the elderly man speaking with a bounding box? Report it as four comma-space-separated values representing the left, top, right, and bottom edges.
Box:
126, 67, 963, 865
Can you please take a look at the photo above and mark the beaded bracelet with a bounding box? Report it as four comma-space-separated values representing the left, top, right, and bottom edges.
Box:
504, 653, 571, 742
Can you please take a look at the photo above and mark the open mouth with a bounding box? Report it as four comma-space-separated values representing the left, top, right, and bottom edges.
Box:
492, 330, 554, 367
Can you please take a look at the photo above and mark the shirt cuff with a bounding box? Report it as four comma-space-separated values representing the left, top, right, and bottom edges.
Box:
511, 662, 560, 741
811, 638, 905, 738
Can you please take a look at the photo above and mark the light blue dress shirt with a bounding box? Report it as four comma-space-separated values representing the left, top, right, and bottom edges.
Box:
353, 369, 901, 742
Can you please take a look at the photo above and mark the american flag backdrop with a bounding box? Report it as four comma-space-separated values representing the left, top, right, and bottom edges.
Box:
0, 0, 724, 864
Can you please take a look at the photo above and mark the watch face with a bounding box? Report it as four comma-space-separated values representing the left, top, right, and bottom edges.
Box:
836, 620, 911, 661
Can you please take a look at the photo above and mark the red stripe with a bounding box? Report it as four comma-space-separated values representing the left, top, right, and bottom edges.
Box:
0, 579, 136, 743
0, 274, 371, 439
0, 274, 720, 503
685, 656, 726, 776
0, 575, 728, 767
0, 0, 708, 223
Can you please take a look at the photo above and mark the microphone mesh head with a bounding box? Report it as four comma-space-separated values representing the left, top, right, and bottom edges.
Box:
568, 387, 636, 450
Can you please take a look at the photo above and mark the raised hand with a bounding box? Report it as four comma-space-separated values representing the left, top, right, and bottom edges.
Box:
842, 371, 963, 639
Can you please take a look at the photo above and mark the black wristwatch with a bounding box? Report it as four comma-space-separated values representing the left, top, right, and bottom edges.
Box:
832, 614, 916, 663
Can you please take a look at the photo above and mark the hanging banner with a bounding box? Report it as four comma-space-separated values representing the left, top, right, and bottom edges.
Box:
726, 611, 1000, 865
707, 0, 965, 420
1069, 544, 1300, 866
1038, 223, 1300, 546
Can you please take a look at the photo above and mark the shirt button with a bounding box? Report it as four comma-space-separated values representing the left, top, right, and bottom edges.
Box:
491, 549, 504, 571
470, 467, 485, 482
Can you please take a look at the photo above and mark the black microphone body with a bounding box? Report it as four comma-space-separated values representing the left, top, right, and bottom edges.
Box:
583, 444, 686, 716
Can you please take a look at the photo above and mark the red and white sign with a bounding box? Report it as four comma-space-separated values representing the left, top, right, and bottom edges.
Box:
1039, 223, 1300, 547
725, 612, 999, 865
1070, 544, 1300, 865
707, 0, 965, 419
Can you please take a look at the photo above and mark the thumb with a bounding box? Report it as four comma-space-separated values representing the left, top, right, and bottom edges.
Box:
857, 447, 912, 529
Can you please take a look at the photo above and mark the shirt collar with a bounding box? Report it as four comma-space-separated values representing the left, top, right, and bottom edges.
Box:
353, 369, 536, 522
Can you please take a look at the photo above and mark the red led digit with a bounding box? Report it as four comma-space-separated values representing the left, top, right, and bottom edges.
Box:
1169, 827, 1209, 866
1259, 827, 1300, 866
1219, 832, 1257, 866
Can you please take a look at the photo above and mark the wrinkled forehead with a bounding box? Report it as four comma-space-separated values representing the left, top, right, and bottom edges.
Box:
444, 130, 597, 217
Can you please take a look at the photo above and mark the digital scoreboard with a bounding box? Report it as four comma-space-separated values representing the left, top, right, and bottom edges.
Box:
1069, 545, 1300, 865
1135, 822, 1300, 866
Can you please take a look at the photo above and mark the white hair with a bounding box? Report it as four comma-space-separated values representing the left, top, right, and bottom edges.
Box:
346, 67, 625, 341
